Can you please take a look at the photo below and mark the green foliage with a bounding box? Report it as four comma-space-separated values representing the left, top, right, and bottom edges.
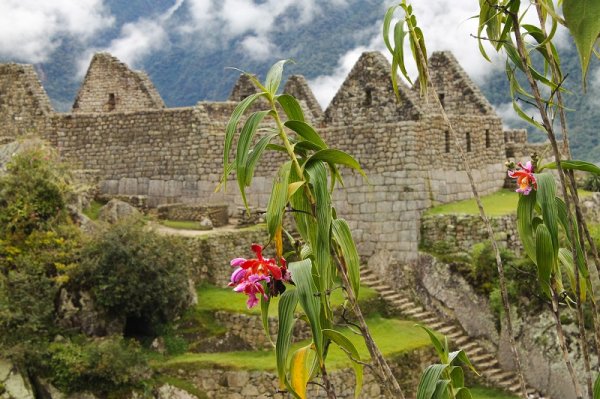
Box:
583, 174, 600, 192
0, 147, 71, 238
563, 0, 600, 88
415, 325, 476, 399
76, 220, 192, 329
45, 336, 149, 393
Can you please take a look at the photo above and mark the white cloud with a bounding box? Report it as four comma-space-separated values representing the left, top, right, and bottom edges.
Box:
0, 0, 114, 63
77, 0, 184, 76
184, 0, 323, 60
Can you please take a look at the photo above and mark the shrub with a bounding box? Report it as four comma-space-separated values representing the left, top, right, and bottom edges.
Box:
46, 336, 149, 393
469, 242, 515, 295
583, 174, 600, 192
0, 147, 71, 238
76, 220, 193, 333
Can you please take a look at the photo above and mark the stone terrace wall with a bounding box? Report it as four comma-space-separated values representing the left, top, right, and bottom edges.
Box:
171, 349, 435, 399
420, 213, 521, 254
0, 64, 53, 138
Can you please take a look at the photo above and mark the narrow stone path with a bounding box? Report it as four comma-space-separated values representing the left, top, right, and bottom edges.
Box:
360, 268, 547, 399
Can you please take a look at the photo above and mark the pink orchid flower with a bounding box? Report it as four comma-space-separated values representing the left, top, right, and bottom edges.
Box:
508, 161, 537, 195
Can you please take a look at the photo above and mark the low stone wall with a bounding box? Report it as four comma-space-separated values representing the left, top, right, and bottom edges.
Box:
158, 203, 229, 227
167, 349, 435, 399
214, 311, 311, 350
420, 213, 521, 255
179, 225, 270, 286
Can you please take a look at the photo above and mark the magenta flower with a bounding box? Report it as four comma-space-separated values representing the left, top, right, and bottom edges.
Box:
508, 161, 537, 195
228, 244, 288, 309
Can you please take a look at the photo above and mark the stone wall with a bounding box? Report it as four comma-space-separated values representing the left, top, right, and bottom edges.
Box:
420, 213, 521, 255
168, 349, 435, 399
178, 225, 271, 286
213, 311, 311, 350
0, 64, 52, 138
158, 203, 229, 226
72, 53, 165, 113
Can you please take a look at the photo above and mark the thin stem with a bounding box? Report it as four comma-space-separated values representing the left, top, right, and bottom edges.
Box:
551, 288, 583, 399
407, 13, 528, 396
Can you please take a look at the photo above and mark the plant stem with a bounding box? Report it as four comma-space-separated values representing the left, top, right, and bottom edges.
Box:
507, 5, 593, 394
551, 287, 584, 399
406, 12, 528, 396
334, 252, 405, 399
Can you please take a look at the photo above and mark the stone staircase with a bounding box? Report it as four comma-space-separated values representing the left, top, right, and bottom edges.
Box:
360, 268, 546, 399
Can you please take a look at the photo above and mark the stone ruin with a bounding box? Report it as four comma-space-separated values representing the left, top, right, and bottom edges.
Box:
0, 51, 543, 273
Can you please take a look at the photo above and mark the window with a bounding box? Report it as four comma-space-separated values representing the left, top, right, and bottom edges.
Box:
445, 130, 450, 153
485, 129, 490, 148
438, 92, 445, 108
466, 132, 472, 152
107, 93, 116, 111
364, 88, 373, 106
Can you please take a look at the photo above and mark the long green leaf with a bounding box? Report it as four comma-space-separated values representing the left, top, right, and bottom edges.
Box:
431, 380, 451, 399
236, 110, 270, 207
416, 364, 448, 399
331, 219, 360, 297
449, 365, 464, 388
276, 289, 299, 392
266, 161, 292, 240
323, 329, 363, 398
306, 149, 366, 179
517, 192, 537, 263
266, 60, 289, 96
306, 162, 332, 294
285, 121, 327, 150
260, 295, 274, 347
563, 0, 600, 88
535, 173, 559, 258
417, 324, 446, 363
277, 94, 305, 122
535, 223, 554, 296
593, 372, 600, 399
224, 92, 264, 170
455, 387, 474, 399
540, 160, 600, 175
289, 259, 323, 362
245, 133, 278, 187
448, 350, 478, 375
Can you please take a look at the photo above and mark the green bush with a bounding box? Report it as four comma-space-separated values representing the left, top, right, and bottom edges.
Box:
46, 336, 149, 393
0, 147, 71, 238
469, 242, 515, 296
0, 225, 83, 350
76, 220, 193, 332
582, 174, 600, 192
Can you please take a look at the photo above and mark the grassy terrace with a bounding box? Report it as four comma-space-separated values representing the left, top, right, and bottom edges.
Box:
155, 284, 519, 398
426, 188, 594, 216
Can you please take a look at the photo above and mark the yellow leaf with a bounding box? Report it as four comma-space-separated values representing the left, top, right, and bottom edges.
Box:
287, 181, 305, 199
290, 344, 313, 399
275, 225, 283, 259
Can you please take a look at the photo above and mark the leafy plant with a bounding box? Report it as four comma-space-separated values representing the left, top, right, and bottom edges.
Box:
415, 325, 477, 399
76, 219, 193, 332
45, 336, 149, 393
220, 61, 403, 398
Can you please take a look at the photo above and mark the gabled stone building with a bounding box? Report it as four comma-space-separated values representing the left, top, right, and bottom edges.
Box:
0, 51, 531, 269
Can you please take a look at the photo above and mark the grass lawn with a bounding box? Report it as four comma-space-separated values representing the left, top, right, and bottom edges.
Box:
195, 283, 378, 317
82, 200, 105, 220
160, 316, 432, 371
471, 386, 520, 399
160, 219, 211, 230
426, 188, 594, 216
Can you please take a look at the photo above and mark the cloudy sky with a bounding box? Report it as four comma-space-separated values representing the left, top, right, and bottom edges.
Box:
0, 0, 568, 118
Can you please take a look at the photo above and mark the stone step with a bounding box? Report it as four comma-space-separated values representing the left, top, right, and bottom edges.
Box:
391, 297, 410, 306
471, 353, 495, 364
477, 359, 500, 370
411, 311, 435, 320
420, 317, 439, 325
426, 321, 447, 330
403, 307, 426, 316
385, 293, 404, 301
437, 325, 460, 335
491, 371, 517, 383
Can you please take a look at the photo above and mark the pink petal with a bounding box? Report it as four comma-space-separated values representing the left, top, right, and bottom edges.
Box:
230, 258, 246, 267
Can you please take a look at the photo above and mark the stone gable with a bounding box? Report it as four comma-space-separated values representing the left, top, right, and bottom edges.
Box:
72, 53, 165, 113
